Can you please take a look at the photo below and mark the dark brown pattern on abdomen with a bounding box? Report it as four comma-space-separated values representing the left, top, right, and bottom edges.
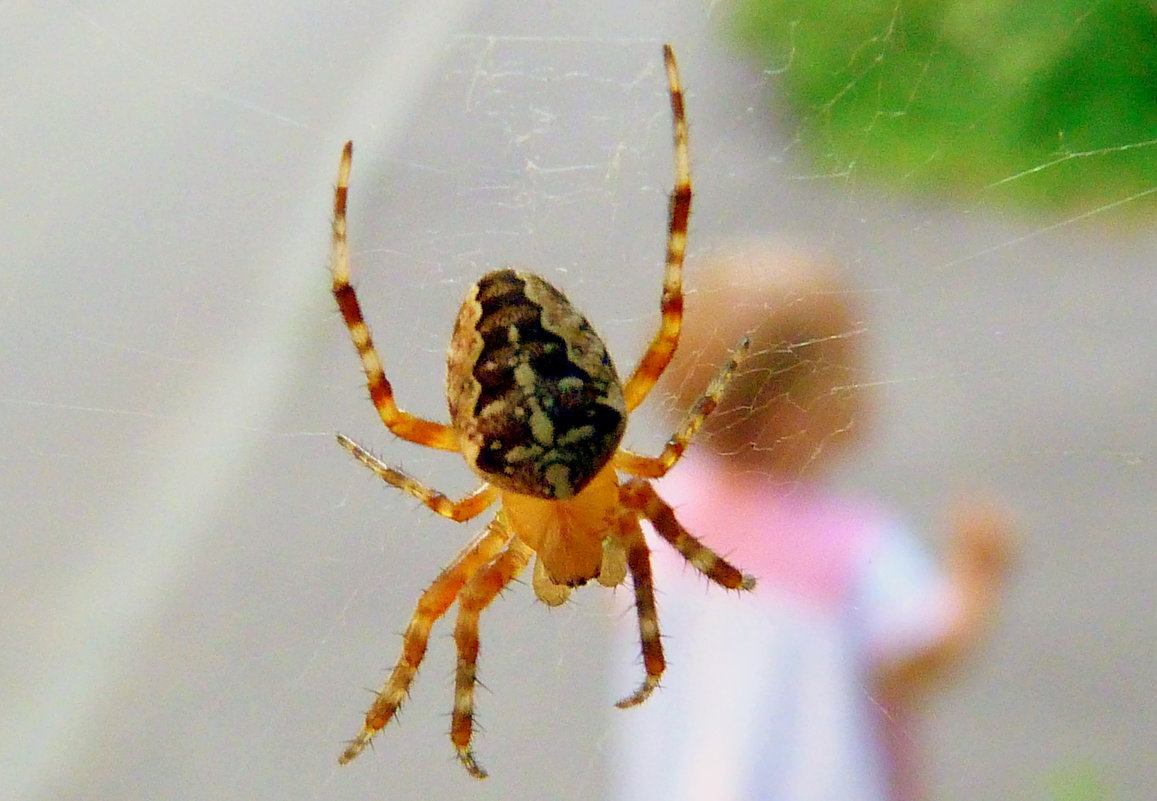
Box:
450, 269, 626, 498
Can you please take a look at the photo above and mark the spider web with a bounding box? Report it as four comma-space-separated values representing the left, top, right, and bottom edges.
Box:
2, 2, 1154, 801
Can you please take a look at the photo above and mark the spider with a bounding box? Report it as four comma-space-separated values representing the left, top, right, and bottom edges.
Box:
329, 44, 754, 779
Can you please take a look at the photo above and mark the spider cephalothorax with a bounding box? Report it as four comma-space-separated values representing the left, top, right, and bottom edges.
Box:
328, 44, 754, 779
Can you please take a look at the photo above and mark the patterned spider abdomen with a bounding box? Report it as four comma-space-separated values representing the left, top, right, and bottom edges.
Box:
447, 269, 627, 499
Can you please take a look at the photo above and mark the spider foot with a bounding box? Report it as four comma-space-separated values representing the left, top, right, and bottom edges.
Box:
457, 747, 489, 779
615, 674, 660, 709
337, 729, 374, 765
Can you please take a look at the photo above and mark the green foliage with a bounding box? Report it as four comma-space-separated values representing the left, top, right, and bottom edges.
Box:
732, 0, 1157, 215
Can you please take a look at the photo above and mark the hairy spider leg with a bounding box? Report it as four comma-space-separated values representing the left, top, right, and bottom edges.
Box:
614, 478, 757, 708
331, 141, 460, 452
614, 511, 664, 708
615, 336, 750, 478
622, 44, 693, 412
337, 434, 499, 521
450, 537, 535, 778
622, 478, 756, 591
338, 519, 512, 765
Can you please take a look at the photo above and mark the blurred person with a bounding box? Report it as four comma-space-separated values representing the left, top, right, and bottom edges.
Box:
607, 243, 1014, 801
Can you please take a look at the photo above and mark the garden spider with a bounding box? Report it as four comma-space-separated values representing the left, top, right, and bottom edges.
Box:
329, 44, 754, 779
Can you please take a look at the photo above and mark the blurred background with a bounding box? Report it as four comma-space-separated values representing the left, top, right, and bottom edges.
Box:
2, 1, 1154, 799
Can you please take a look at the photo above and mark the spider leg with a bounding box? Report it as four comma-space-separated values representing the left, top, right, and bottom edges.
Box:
338, 518, 512, 765
614, 336, 750, 478
330, 141, 459, 452
621, 478, 756, 591
450, 537, 534, 779
613, 513, 664, 708
622, 44, 692, 412
337, 434, 498, 522
613, 478, 755, 709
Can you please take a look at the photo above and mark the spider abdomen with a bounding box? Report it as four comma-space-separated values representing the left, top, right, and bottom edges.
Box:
448, 269, 627, 499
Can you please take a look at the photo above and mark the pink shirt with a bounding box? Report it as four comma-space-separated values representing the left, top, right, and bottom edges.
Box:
609, 453, 954, 801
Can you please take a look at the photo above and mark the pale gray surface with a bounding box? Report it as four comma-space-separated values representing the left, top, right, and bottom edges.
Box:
2, 1, 1153, 800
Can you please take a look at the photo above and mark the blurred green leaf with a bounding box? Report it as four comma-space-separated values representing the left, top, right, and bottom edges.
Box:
732, 0, 1157, 216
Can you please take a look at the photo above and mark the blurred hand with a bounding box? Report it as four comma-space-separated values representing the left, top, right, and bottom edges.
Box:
946, 498, 1018, 591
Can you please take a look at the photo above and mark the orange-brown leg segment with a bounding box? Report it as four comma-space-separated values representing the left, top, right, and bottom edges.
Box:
621, 478, 757, 591
450, 538, 534, 779
614, 515, 665, 709
337, 434, 499, 522
614, 336, 750, 479
622, 44, 692, 412
338, 519, 511, 765
330, 141, 459, 452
